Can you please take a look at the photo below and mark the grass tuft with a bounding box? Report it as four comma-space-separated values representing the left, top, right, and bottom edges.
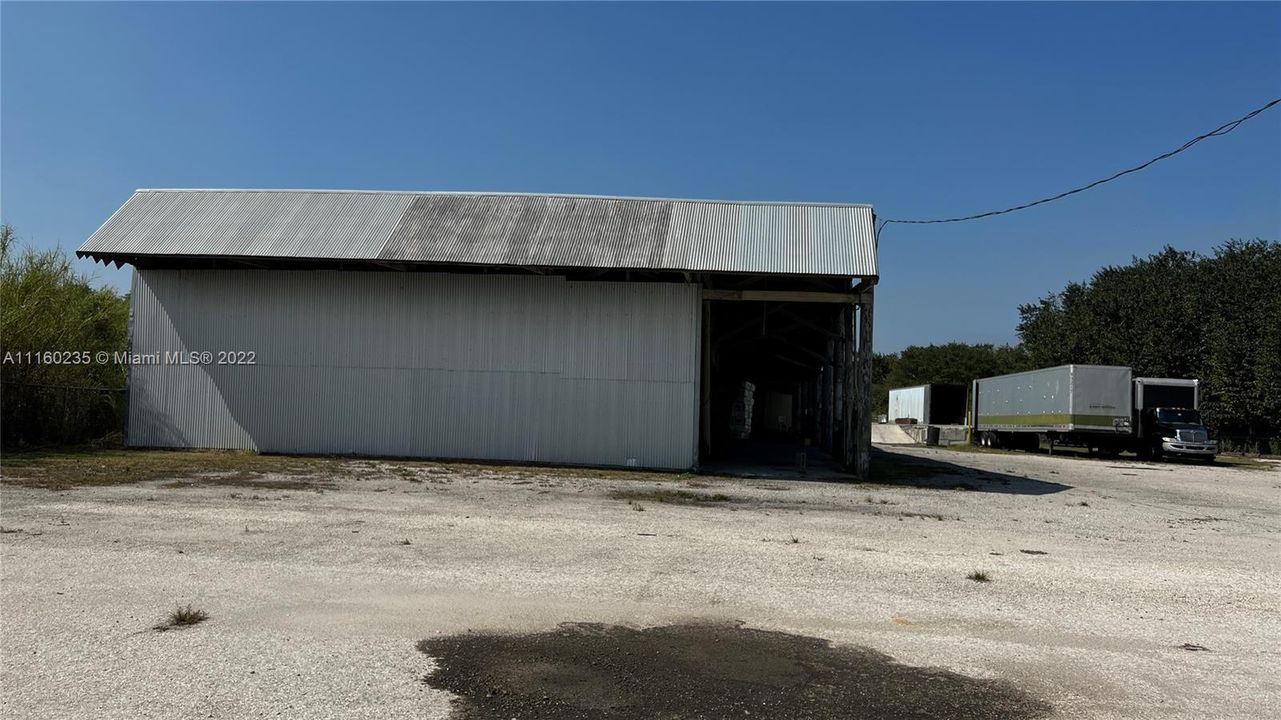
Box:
966, 570, 991, 583
156, 604, 209, 631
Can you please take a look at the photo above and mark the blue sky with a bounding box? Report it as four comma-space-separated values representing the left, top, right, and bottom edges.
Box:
3, 1, 1278, 352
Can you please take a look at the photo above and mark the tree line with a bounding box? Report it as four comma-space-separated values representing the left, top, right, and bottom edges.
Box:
1, 225, 129, 447
875, 240, 1280, 453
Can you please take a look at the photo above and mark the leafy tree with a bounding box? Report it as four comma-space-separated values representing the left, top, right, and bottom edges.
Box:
1018, 240, 1280, 451
1198, 240, 1281, 448
1, 225, 129, 446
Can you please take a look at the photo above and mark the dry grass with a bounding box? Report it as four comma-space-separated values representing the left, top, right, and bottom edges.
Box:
610, 488, 735, 506
441, 460, 702, 484
155, 604, 209, 631
160, 473, 335, 491
0, 448, 353, 490
0, 446, 726, 492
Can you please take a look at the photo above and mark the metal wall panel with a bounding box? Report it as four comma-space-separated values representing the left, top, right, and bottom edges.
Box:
128, 269, 700, 469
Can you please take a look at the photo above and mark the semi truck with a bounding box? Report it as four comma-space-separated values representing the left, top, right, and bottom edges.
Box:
971, 365, 1216, 460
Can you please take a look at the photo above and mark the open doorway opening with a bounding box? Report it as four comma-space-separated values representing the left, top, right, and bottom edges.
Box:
699, 298, 854, 477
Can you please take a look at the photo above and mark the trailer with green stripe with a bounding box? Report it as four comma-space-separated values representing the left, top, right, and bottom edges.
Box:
971, 364, 1215, 459
973, 365, 1132, 451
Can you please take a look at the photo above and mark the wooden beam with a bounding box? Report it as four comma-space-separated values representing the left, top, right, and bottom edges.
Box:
702, 289, 857, 304
823, 338, 835, 451
841, 305, 855, 468
776, 307, 842, 340
854, 288, 875, 480
700, 301, 712, 461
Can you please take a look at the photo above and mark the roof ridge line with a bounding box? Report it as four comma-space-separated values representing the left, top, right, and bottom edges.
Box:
132, 188, 874, 210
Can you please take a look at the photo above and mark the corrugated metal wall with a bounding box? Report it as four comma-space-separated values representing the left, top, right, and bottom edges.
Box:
128, 269, 701, 469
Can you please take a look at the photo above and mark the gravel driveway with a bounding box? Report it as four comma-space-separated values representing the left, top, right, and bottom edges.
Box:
1, 446, 1277, 719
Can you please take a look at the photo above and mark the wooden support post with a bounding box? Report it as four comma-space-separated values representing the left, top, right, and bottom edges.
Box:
854, 287, 875, 480
841, 305, 855, 468
832, 312, 842, 459
700, 300, 712, 460
823, 338, 835, 451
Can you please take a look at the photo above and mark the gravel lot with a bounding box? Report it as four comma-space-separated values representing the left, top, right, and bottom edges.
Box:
1, 446, 1277, 719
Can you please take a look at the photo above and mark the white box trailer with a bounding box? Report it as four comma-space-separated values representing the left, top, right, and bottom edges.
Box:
888, 384, 968, 425
887, 385, 928, 424
973, 365, 1133, 434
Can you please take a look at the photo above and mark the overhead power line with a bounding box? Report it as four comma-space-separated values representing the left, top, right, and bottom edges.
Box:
877, 96, 1281, 236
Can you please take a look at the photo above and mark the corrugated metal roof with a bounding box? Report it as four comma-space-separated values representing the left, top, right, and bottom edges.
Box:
78, 189, 877, 277
79, 190, 414, 260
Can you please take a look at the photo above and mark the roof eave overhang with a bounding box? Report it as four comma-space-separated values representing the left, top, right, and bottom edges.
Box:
77, 251, 876, 282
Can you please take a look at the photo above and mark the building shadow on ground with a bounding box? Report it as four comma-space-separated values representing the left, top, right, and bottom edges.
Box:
869, 446, 1072, 495
700, 440, 1071, 496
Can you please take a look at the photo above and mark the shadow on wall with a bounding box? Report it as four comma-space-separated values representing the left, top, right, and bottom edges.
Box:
127, 379, 196, 450
869, 447, 1072, 495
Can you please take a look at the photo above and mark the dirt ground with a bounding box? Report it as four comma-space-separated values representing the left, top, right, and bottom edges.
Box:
1, 445, 1277, 719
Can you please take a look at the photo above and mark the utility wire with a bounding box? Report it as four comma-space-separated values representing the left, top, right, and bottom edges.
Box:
877, 96, 1281, 237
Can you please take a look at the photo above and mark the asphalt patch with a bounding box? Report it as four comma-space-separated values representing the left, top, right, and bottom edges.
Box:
418, 621, 1052, 719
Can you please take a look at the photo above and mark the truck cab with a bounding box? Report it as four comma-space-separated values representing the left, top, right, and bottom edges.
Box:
1140, 406, 1216, 460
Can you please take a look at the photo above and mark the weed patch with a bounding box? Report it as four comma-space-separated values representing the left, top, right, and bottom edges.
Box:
155, 604, 209, 631
611, 489, 736, 506
2, 448, 348, 490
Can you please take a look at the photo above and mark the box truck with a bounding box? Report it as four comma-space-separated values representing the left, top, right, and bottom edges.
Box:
971, 365, 1215, 460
